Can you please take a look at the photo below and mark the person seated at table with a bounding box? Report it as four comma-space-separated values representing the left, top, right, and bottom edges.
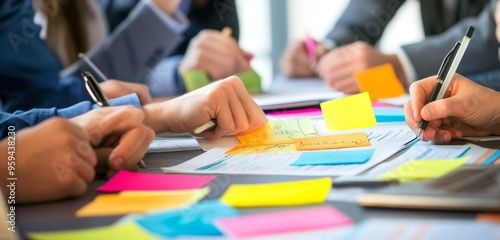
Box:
280, 0, 500, 93
404, 73, 500, 143
0, 77, 267, 204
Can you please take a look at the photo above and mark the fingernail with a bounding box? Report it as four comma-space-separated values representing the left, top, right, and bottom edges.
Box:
112, 158, 123, 169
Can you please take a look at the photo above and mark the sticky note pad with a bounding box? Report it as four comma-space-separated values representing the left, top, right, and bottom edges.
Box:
379, 156, 469, 181
291, 149, 375, 166
215, 206, 352, 239
237, 68, 261, 93
237, 119, 317, 146
76, 188, 209, 217
295, 132, 371, 150
320, 92, 376, 131
28, 222, 158, 240
182, 70, 211, 92
97, 170, 215, 192
221, 178, 331, 207
374, 108, 405, 122
136, 200, 239, 237
355, 63, 405, 101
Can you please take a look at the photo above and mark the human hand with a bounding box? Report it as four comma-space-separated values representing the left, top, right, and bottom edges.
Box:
143, 76, 267, 139
99, 80, 152, 105
152, 0, 181, 16
71, 106, 154, 176
280, 40, 328, 78
179, 30, 252, 81
404, 74, 500, 143
0, 118, 96, 203
316, 41, 407, 94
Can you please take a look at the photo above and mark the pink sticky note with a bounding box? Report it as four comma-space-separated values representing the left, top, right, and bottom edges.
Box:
372, 102, 399, 109
216, 206, 352, 238
266, 108, 323, 118
98, 171, 215, 192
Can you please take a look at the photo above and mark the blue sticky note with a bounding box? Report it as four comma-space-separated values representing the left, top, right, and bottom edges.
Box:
291, 149, 375, 166
374, 108, 405, 122
135, 200, 239, 237
482, 149, 500, 165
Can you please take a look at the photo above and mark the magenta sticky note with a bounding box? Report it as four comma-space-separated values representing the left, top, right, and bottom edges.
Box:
372, 102, 399, 109
266, 108, 323, 118
97, 170, 215, 192
215, 206, 352, 238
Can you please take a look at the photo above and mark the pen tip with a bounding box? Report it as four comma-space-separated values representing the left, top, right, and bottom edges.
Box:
417, 128, 424, 139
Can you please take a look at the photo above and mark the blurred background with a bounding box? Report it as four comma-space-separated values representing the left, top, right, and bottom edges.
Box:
237, 0, 424, 90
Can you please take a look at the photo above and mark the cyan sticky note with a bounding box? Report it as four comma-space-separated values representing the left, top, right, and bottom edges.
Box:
135, 200, 239, 237
374, 108, 405, 122
482, 149, 500, 165
291, 149, 375, 166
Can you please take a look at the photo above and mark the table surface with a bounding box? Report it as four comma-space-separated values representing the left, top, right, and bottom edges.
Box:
18, 139, 500, 239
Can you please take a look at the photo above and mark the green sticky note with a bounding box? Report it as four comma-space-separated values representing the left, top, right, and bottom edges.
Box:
182, 69, 261, 93
320, 92, 377, 131
237, 68, 261, 94
182, 70, 211, 92
28, 222, 158, 240
379, 156, 469, 182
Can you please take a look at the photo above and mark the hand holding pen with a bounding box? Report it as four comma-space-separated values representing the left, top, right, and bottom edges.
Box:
416, 26, 475, 138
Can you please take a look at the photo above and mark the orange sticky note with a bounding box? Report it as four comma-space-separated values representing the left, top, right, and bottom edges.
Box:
320, 92, 377, 131
295, 132, 371, 150
355, 64, 405, 101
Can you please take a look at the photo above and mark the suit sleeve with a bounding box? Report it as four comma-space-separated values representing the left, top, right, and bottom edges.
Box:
324, 0, 405, 46
66, 2, 184, 84
402, 0, 500, 81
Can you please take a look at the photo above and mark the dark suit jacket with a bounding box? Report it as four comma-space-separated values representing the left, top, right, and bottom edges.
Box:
324, 0, 500, 86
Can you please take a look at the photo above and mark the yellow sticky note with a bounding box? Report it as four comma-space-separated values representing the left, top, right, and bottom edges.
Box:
295, 132, 371, 150
320, 92, 376, 131
355, 64, 405, 101
225, 143, 297, 154
28, 221, 158, 240
237, 119, 317, 146
221, 178, 331, 207
380, 156, 469, 182
76, 188, 209, 217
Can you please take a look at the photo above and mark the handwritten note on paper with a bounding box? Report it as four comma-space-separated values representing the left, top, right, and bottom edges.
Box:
28, 222, 158, 240
215, 206, 353, 239
97, 170, 215, 192
320, 92, 377, 131
379, 156, 469, 182
291, 149, 375, 166
76, 188, 209, 217
237, 119, 317, 146
225, 143, 296, 154
295, 132, 371, 151
136, 200, 239, 237
355, 63, 405, 101
221, 178, 331, 207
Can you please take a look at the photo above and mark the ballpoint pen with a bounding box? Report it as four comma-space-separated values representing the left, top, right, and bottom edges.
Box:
81, 71, 147, 169
417, 26, 475, 138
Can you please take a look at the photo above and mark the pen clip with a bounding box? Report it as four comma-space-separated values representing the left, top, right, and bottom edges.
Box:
81, 71, 109, 107
437, 41, 460, 80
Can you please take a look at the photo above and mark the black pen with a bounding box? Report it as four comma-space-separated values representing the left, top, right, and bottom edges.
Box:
417, 26, 475, 138
81, 71, 147, 169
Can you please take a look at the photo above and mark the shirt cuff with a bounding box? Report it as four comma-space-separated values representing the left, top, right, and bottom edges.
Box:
57, 94, 142, 119
396, 47, 418, 86
144, 0, 189, 34
146, 55, 187, 96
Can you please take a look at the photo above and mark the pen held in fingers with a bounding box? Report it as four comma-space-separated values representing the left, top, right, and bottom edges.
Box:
194, 120, 217, 134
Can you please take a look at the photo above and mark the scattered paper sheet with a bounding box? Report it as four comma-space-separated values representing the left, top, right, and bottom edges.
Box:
320, 92, 377, 131
237, 119, 317, 146
294, 132, 371, 150
76, 188, 209, 217
97, 170, 215, 192
28, 222, 157, 240
225, 143, 297, 154
379, 156, 469, 182
355, 63, 405, 101
291, 149, 375, 166
346, 219, 500, 240
215, 206, 352, 239
221, 178, 331, 207
135, 200, 239, 237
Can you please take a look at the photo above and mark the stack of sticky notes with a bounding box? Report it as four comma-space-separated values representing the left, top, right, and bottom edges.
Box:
75, 171, 215, 217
